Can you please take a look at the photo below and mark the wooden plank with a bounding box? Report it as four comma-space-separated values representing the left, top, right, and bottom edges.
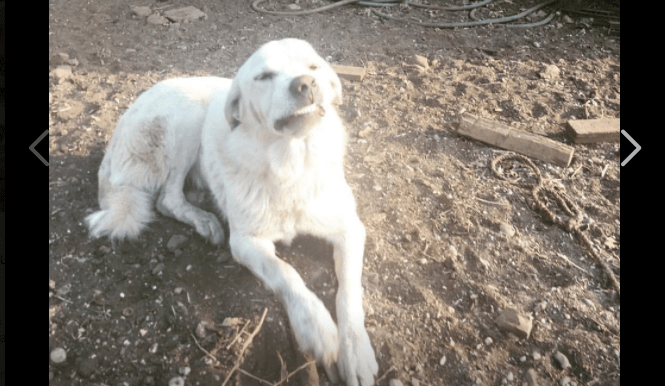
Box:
332, 65, 366, 81
458, 113, 575, 167
566, 118, 620, 143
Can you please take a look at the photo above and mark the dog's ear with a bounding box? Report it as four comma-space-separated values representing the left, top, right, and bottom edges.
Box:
224, 82, 241, 130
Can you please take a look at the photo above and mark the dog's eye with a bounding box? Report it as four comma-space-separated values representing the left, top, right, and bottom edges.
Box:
309, 64, 319, 71
255, 72, 275, 81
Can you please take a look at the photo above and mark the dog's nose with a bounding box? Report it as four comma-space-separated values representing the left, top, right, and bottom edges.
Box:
289, 75, 317, 102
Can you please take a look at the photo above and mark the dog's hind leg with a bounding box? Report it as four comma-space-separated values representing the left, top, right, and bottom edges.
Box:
156, 163, 224, 245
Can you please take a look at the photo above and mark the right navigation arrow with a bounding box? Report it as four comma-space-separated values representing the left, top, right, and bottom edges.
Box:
621, 130, 640, 167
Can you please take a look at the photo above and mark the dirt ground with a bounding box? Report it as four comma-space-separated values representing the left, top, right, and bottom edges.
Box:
49, 1, 620, 385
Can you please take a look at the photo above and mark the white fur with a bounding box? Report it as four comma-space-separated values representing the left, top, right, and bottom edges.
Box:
86, 39, 378, 385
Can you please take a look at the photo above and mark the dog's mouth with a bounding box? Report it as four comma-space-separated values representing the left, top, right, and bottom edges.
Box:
274, 104, 325, 132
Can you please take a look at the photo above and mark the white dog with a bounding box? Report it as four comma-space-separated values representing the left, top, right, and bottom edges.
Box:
86, 39, 378, 386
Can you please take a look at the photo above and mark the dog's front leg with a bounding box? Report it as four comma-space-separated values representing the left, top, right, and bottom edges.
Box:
331, 217, 379, 386
229, 233, 340, 372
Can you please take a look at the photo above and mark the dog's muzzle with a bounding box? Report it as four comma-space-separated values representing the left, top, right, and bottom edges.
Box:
274, 75, 326, 132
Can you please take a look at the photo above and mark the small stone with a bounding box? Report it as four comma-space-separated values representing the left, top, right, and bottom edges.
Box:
50, 347, 67, 364
533, 351, 541, 360
419, 258, 428, 265
195, 321, 208, 338
167, 235, 189, 251
485, 337, 493, 345
131, 5, 152, 18
411, 379, 420, 386
563, 15, 574, 23
507, 372, 514, 381
50, 52, 69, 65
412, 54, 429, 69
439, 355, 447, 366
147, 14, 168, 25
49, 279, 56, 290
217, 251, 232, 263
174, 287, 183, 294
151, 263, 165, 275
446, 245, 458, 259
169, 376, 185, 386
288, 4, 301, 10
389, 380, 404, 386
540, 64, 561, 81
553, 351, 571, 369
179, 366, 191, 376
560, 376, 571, 386
499, 222, 516, 237
78, 356, 98, 378
520, 356, 527, 362
125, 48, 137, 54
524, 368, 539, 386
49, 66, 72, 84
164, 6, 207, 23
496, 309, 533, 339
533, 42, 541, 48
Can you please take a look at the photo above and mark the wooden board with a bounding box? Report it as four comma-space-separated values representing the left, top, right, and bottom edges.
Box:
566, 118, 620, 143
332, 65, 366, 81
458, 113, 575, 167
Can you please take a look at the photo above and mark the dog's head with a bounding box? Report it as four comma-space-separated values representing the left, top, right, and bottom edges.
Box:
224, 39, 343, 136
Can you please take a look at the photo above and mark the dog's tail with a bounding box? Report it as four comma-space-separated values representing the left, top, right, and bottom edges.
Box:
85, 184, 154, 241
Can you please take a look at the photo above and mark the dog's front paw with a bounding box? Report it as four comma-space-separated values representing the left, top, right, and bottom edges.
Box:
288, 294, 339, 367
194, 212, 224, 245
336, 322, 378, 386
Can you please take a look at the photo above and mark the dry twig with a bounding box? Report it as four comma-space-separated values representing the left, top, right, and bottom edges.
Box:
221, 308, 268, 386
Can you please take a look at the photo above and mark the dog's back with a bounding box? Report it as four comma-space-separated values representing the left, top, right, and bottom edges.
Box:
86, 77, 231, 241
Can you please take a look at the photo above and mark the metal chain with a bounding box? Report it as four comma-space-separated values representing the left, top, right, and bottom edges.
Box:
491, 153, 620, 297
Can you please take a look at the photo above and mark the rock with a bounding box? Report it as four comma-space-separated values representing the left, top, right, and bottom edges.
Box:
540, 64, 561, 81
78, 356, 98, 378
147, 14, 168, 25
495, 308, 533, 339
169, 376, 185, 386
411, 378, 420, 386
418, 258, 428, 265
167, 235, 189, 251
217, 251, 232, 263
499, 222, 515, 237
389, 380, 404, 386
533, 41, 541, 48
50, 52, 70, 66
507, 372, 514, 381
151, 263, 165, 275
563, 15, 574, 23
179, 366, 191, 376
412, 54, 429, 69
484, 337, 493, 345
50, 347, 67, 363
533, 351, 541, 360
288, 4, 301, 10
560, 376, 572, 386
524, 368, 539, 386
195, 321, 208, 338
164, 6, 207, 23
131, 5, 152, 18
49, 66, 72, 84
553, 351, 571, 369
439, 355, 446, 366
